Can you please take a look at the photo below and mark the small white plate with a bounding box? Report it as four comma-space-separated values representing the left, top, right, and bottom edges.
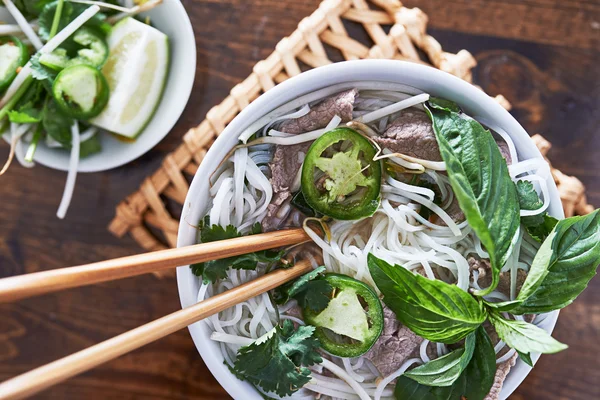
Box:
0, 0, 196, 172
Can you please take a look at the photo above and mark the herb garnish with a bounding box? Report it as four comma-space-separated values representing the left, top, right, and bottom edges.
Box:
516, 180, 558, 242
368, 254, 486, 344
232, 320, 322, 397
425, 98, 520, 296
368, 225, 600, 400
272, 266, 333, 313
190, 217, 283, 283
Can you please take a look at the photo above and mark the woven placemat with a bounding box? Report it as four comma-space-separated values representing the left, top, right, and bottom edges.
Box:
108, 0, 592, 258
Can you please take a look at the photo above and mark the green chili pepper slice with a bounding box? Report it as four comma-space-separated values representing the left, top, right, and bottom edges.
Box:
52, 64, 109, 120
0, 36, 28, 93
302, 273, 383, 358
39, 27, 109, 71
301, 127, 381, 220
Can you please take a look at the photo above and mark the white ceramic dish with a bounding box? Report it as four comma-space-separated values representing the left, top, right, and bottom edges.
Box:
176, 60, 563, 400
0, 0, 196, 172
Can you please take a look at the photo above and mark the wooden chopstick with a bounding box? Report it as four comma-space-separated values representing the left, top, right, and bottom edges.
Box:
0, 228, 310, 303
0, 259, 315, 400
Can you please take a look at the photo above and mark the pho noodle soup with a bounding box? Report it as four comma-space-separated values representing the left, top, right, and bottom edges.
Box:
191, 87, 558, 400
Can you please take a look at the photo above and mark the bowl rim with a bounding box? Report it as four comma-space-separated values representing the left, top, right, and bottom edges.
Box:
176, 59, 562, 400
0, 0, 197, 173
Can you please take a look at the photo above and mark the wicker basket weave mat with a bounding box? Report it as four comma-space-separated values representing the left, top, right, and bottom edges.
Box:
108, 0, 593, 261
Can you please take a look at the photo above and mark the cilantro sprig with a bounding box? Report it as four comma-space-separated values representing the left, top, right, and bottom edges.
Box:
190, 217, 284, 283
232, 320, 322, 397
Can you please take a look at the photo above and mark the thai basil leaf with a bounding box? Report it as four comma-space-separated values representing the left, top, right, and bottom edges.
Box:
404, 332, 476, 387
425, 98, 520, 296
463, 326, 497, 400
368, 254, 486, 344
489, 313, 567, 354
518, 350, 533, 367
517, 180, 558, 242
394, 326, 496, 400
485, 230, 556, 311
512, 210, 600, 314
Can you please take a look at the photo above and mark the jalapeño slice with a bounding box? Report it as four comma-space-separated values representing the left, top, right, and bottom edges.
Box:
39, 27, 109, 71
0, 36, 28, 93
52, 64, 109, 120
302, 273, 383, 358
301, 127, 381, 220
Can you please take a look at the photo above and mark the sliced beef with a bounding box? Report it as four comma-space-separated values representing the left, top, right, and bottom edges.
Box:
269, 142, 311, 195
364, 305, 424, 377
371, 109, 513, 165
496, 138, 513, 164
469, 257, 527, 298
278, 89, 358, 134
372, 110, 442, 161
485, 352, 518, 400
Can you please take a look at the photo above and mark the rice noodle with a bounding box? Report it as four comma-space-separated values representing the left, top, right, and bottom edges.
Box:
56, 122, 80, 219
2, 0, 43, 49
473, 116, 518, 165
320, 359, 371, 400
373, 358, 421, 400
420, 339, 431, 363
358, 93, 430, 124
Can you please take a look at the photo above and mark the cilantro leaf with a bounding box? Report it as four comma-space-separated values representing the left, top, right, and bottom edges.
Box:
273, 266, 333, 313
8, 108, 42, 123
233, 320, 322, 397
30, 53, 58, 84
516, 180, 558, 242
190, 217, 283, 283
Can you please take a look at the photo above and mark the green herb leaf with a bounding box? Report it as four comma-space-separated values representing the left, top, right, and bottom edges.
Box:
38, 1, 106, 41
42, 98, 73, 147
8, 108, 42, 123
13, 0, 53, 18
190, 217, 283, 283
394, 326, 496, 400
368, 254, 486, 344
79, 134, 102, 158
512, 210, 600, 314
425, 98, 520, 296
527, 214, 559, 243
517, 180, 558, 242
273, 266, 333, 313
518, 350, 533, 367
404, 332, 475, 387
489, 313, 567, 354
232, 320, 322, 397
30, 53, 58, 84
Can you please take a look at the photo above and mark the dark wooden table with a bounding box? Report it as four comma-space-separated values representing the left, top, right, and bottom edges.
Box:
1, 1, 599, 399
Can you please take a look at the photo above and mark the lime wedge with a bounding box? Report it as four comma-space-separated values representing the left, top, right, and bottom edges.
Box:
90, 18, 169, 138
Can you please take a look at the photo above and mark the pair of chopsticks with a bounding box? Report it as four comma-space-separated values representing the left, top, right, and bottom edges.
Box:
0, 228, 315, 400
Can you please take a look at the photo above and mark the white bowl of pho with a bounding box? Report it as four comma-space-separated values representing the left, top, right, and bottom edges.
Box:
177, 60, 600, 400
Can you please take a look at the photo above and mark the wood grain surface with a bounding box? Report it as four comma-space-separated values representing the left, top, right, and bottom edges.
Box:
1, 0, 599, 399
